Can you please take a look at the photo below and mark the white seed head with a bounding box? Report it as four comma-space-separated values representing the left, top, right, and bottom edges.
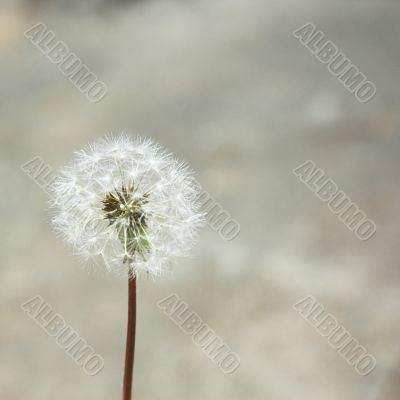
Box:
48, 133, 205, 278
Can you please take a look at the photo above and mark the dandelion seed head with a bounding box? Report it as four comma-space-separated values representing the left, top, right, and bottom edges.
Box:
48, 133, 205, 278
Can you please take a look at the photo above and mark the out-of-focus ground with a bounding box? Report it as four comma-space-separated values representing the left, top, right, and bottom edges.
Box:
1, 0, 400, 399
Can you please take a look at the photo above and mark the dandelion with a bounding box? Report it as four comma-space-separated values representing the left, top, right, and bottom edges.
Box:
48, 133, 204, 400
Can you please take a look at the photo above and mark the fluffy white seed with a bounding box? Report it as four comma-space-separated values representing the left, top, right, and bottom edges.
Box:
48, 133, 205, 278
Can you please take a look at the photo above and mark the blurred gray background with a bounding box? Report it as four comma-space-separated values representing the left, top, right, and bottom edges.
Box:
1, 0, 400, 399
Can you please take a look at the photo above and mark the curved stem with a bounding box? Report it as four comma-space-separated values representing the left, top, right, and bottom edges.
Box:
122, 276, 136, 400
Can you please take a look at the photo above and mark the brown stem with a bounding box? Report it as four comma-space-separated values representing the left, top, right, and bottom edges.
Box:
122, 276, 136, 400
